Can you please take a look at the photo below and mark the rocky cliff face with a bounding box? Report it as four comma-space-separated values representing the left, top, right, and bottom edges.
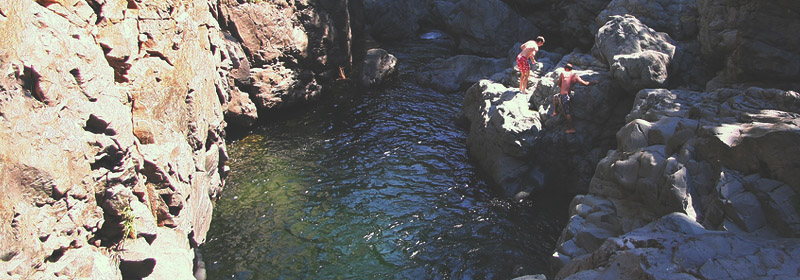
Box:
216, 0, 363, 128
455, 0, 799, 278
0, 0, 360, 278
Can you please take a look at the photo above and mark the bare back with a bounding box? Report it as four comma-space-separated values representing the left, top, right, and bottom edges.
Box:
559, 71, 590, 94
559, 72, 576, 94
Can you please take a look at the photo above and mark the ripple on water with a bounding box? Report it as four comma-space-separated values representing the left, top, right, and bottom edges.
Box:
200, 40, 570, 279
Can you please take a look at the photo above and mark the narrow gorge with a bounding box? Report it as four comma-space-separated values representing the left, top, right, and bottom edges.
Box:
1, 0, 798, 279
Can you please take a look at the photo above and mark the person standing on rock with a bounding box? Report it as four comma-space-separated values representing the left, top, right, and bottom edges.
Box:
517, 36, 545, 94
552, 63, 598, 134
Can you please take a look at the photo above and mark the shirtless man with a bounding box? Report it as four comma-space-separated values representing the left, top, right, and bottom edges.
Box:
516, 36, 545, 94
553, 63, 597, 134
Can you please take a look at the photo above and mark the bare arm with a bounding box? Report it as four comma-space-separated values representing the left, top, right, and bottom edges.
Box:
576, 75, 591, 86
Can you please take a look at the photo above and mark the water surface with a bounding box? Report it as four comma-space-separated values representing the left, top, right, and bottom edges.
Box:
201, 37, 570, 279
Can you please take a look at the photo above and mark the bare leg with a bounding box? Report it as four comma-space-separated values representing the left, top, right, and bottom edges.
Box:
565, 114, 576, 134
519, 72, 528, 94
552, 95, 558, 116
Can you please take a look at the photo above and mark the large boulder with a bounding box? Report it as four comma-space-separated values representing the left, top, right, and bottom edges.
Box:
461, 80, 543, 198
593, 15, 676, 93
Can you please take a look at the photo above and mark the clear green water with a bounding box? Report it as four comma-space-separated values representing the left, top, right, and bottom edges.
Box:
200, 38, 571, 279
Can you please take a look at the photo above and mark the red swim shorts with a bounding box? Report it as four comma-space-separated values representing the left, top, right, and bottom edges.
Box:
516, 54, 530, 73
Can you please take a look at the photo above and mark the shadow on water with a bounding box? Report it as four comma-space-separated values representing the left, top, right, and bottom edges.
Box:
201, 31, 572, 279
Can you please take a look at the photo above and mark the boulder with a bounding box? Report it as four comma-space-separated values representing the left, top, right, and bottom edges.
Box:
610, 50, 671, 93
250, 64, 321, 110
361, 48, 398, 87
461, 80, 543, 197
460, 49, 630, 195
593, 15, 676, 94
225, 88, 259, 128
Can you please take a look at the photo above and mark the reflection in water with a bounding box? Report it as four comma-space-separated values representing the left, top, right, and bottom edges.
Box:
200, 39, 571, 279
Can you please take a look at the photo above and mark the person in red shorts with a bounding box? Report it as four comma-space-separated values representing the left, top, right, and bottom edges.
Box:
516, 36, 545, 94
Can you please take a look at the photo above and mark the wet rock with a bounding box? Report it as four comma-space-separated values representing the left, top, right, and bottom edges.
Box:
361, 48, 397, 87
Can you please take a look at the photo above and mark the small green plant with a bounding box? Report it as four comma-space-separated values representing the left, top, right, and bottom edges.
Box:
121, 206, 137, 239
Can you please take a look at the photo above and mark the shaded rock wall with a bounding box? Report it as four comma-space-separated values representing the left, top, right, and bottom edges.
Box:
365, 0, 541, 57
698, 0, 800, 90
216, 0, 364, 128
